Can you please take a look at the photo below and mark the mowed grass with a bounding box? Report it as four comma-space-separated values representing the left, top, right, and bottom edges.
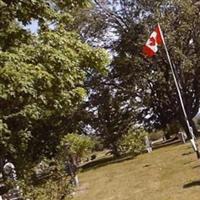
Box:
74, 142, 200, 200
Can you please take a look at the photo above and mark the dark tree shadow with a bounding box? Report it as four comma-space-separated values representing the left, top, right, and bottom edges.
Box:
80, 155, 135, 172
143, 164, 151, 168
192, 165, 200, 169
183, 160, 195, 165
183, 180, 200, 188
152, 139, 181, 150
182, 152, 193, 156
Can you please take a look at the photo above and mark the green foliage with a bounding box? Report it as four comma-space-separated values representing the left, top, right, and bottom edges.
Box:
20, 176, 73, 200
149, 130, 164, 141
118, 129, 146, 156
0, 119, 13, 154
196, 117, 200, 129
0, 0, 109, 164
93, 138, 104, 151
83, 0, 200, 147
163, 121, 180, 139
59, 133, 95, 160
168, 123, 180, 135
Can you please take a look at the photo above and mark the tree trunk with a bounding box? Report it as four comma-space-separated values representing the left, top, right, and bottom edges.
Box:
165, 132, 171, 140
111, 143, 120, 157
163, 124, 171, 140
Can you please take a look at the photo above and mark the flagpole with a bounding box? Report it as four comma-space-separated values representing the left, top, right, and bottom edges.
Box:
157, 23, 200, 158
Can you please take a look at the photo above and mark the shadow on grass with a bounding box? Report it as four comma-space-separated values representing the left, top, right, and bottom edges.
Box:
81, 139, 182, 172
182, 152, 193, 156
183, 180, 200, 188
152, 139, 181, 150
80, 139, 192, 172
192, 165, 200, 169
143, 164, 151, 168
80, 155, 135, 172
183, 160, 196, 165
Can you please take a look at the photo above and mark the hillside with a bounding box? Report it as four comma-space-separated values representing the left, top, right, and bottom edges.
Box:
74, 143, 200, 200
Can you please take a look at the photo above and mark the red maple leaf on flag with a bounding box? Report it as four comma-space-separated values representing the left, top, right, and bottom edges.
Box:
149, 37, 156, 46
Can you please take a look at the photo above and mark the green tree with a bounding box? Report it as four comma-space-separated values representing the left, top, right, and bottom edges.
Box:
87, 85, 136, 156
82, 0, 200, 150
0, 0, 109, 167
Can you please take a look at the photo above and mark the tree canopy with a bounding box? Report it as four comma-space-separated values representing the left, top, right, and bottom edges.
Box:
80, 0, 200, 154
0, 0, 109, 166
1, 0, 200, 166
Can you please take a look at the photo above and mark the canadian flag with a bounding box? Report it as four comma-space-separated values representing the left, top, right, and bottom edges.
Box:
143, 25, 163, 57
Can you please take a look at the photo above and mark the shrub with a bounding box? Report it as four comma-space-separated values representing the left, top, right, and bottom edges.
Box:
20, 176, 73, 200
94, 139, 104, 151
149, 130, 164, 141
118, 129, 146, 156
59, 133, 95, 162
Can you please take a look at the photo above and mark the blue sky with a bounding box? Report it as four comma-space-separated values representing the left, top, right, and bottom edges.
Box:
26, 20, 39, 33
25, 20, 56, 33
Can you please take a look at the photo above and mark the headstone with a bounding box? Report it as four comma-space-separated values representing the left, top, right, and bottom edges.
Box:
1, 161, 24, 200
178, 132, 187, 144
3, 161, 17, 181
145, 136, 153, 153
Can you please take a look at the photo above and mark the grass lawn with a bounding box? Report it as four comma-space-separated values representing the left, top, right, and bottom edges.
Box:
73, 142, 200, 200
